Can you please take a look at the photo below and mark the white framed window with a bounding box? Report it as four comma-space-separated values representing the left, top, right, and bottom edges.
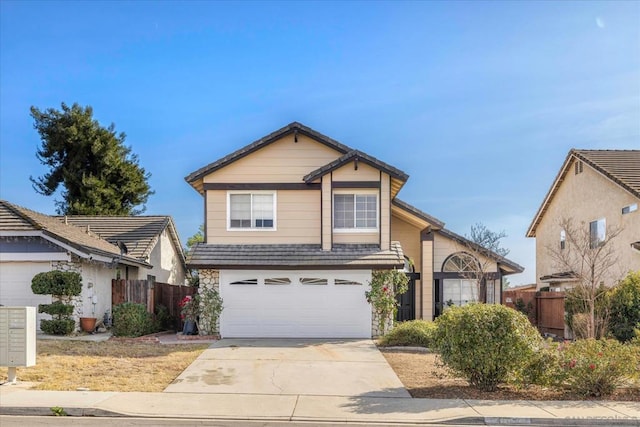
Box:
333, 191, 378, 231
622, 203, 638, 215
589, 218, 606, 249
227, 191, 276, 230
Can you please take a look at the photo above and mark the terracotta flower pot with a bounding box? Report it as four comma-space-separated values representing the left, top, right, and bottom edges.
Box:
80, 317, 97, 333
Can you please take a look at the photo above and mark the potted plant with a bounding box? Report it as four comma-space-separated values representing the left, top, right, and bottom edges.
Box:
179, 295, 199, 335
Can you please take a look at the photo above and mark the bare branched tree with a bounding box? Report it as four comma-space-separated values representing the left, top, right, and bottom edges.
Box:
454, 223, 510, 304
546, 217, 623, 339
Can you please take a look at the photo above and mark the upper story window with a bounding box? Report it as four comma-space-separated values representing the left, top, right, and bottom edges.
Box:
333, 192, 378, 231
622, 203, 638, 215
228, 192, 276, 230
560, 229, 566, 250
575, 160, 583, 175
589, 218, 606, 248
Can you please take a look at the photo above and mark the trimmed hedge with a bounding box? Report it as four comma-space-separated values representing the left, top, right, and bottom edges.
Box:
433, 303, 543, 392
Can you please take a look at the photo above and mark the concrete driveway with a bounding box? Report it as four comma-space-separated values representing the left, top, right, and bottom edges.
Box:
164, 339, 410, 398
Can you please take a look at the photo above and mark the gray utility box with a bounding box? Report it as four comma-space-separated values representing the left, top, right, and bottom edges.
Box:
0, 306, 36, 368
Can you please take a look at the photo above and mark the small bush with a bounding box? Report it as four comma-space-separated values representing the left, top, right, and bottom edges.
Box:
565, 284, 610, 339
155, 304, 175, 331
608, 271, 640, 342
40, 319, 75, 335
558, 338, 637, 397
38, 301, 75, 317
379, 320, 436, 348
112, 302, 155, 337
514, 340, 563, 387
432, 303, 543, 392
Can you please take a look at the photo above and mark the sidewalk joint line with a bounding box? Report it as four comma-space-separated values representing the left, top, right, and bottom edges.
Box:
529, 400, 559, 417
290, 394, 300, 421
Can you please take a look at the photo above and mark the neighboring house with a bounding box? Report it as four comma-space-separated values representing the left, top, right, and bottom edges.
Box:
527, 149, 640, 291
60, 216, 186, 285
185, 122, 523, 338
0, 200, 186, 329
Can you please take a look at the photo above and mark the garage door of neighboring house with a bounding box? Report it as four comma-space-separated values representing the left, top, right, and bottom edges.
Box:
219, 270, 372, 338
0, 262, 52, 328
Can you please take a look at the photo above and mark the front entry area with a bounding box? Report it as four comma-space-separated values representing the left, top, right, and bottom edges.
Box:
219, 270, 372, 338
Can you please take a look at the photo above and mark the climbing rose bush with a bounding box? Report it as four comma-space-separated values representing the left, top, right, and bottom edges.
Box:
365, 269, 408, 335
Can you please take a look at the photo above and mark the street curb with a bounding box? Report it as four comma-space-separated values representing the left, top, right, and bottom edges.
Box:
445, 416, 640, 426
2, 408, 639, 426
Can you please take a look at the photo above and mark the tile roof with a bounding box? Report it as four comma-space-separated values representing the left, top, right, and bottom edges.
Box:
574, 150, 640, 198
437, 228, 525, 274
527, 149, 640, 237
185, 122, 353, 192
0, 200, 150, 267
187, 242, 405, 270
303, 150, 409, 183
60, 216, 185, 264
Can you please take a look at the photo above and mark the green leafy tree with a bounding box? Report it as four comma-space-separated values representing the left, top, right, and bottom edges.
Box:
30, 102, 153, 215
186, 224, 205, 251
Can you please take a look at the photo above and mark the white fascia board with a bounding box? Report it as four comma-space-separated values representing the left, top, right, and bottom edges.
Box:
0, 252, 71, 262
0, 230, 42, 237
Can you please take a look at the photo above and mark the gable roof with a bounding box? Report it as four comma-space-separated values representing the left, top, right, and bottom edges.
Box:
303, 149, 409, 183
185, 122, 353, 194
59, 216, 185, 265
437, 227, 525, 274
527, 149, 640, 237
391, 198, 445, 230
0, 200, 150, 267
187, 242, 405, 270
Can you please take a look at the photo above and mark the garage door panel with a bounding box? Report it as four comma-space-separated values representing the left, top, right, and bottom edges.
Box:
0, 262, 54, 328
220, 270, 371, 338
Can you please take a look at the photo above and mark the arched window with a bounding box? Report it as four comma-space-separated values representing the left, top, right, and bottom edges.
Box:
442, 252, 479, 273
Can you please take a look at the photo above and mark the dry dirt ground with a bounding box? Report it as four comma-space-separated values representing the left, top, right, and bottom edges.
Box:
1, 340, 208, 392
381, 350, 640, 401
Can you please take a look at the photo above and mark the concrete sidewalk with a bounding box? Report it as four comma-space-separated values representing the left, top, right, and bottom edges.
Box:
1, 386, 639, 425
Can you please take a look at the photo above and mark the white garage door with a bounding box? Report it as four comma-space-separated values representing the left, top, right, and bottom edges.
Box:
219, 270, 372, 338
0, 262, 52, 328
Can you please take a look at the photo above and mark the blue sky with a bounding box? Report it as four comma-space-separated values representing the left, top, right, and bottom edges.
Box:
1, 1, 638, 285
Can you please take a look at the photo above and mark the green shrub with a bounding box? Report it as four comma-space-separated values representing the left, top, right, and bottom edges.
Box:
40, 319, 75, 335
154, 304, 175, 331
112, 302, 155, 337
379, 320, 437, 348
38, 301, 74, 317
608, 271, 640, 342
432, 303, 543, 392
558, 338, 637, 397
514, 340, 563, 387
31, 271, 82, 296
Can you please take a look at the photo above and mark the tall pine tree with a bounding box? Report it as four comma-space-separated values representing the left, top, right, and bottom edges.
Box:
30, 102, 153, 215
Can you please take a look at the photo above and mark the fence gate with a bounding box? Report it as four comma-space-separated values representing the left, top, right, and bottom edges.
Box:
111, 279, 154, 313
536, 291, 566, 338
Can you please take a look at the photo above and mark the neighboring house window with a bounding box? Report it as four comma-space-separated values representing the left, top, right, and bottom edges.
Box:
228, 192, 276, 230
589, 218, 606, 248
575, 160, 583, 175
622, 203, 638, 215
333, 193, 378, 230
560, 229, 566, 250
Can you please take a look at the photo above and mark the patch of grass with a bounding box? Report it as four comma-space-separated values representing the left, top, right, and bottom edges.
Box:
378, 320, 436, 348
1, 340, 208, 392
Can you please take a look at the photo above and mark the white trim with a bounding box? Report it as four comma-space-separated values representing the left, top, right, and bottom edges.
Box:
332, 189, 379, 232
0, 230, 42, 237
0, 252, 70, 262
226, 191, 277, 231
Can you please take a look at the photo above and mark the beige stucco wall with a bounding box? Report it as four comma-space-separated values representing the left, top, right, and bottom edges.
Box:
332, 161, 380, 181
206, 189, 322, 244
534, 158, 640, 289
203, 134, 341, 183
144, 229, 186, 285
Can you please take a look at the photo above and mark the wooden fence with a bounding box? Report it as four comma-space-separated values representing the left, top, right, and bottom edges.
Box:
112, 279, 197, 331
503, 290, 566, 339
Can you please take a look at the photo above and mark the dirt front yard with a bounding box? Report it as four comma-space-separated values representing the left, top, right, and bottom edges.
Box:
381, 350, 640, 401
1, 340, 208, 392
